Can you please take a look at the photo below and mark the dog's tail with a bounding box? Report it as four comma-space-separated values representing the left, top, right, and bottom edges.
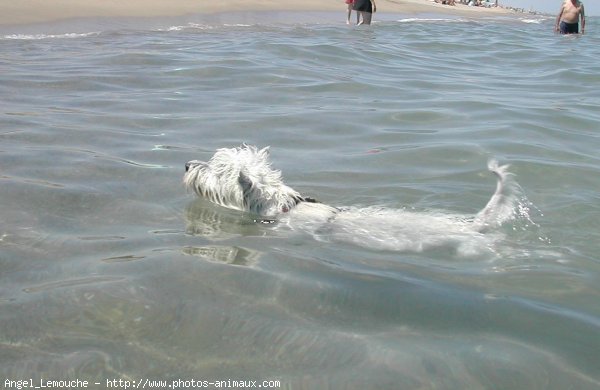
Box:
473, 160, 520, 230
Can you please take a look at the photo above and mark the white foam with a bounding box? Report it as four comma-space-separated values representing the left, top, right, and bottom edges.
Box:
163, 23, 252, 32
519, 18, 542, 24
2, 32, 100, 40
398, 18, 467, 23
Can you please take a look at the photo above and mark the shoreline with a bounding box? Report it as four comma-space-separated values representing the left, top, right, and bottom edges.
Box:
0, 0, 519, 27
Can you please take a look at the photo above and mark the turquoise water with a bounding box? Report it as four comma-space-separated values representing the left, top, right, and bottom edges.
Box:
1, 11, 599, 389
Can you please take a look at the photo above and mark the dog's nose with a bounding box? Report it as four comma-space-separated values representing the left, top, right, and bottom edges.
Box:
185, 162, 192, 172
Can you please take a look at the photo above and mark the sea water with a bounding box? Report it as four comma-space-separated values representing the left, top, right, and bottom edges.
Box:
1, 11, 599, 389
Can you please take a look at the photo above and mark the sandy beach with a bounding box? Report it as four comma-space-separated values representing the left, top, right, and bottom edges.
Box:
1, 0, 514, 26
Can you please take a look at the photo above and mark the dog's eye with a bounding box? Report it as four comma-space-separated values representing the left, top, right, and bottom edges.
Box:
185, 161, 205, 172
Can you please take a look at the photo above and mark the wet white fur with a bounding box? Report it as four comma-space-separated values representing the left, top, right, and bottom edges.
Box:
184, 145, 310, 217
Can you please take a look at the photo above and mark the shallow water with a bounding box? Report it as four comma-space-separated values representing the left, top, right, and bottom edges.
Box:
1, 11, 600, 389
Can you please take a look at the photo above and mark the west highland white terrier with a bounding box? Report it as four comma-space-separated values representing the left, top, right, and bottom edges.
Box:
184, 144, 524, 254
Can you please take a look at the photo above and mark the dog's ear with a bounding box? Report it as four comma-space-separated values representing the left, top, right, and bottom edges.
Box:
238, 170, 252, 188
238, 170, 254, 207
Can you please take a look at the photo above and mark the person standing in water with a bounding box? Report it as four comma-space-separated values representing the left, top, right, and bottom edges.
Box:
555, 0, 585, 34
353, 0, 376, 25
345, 0, 359, 25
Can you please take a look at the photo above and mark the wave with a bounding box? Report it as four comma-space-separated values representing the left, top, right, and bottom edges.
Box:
398, 18, 467, 23
161, 23, 252, 32
519, 18, 543, 24
2, 32, 100, 40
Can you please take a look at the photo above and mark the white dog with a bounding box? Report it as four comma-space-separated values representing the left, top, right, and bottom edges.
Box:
184, 144, 522, 254
184, 144, 339, 219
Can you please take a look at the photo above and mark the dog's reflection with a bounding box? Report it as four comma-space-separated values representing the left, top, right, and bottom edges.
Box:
184, 199, 263, 239
181, 245, 259, 266
183, 199, 262, 266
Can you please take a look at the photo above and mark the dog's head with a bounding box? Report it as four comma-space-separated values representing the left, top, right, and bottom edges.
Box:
184, 145, 304, 217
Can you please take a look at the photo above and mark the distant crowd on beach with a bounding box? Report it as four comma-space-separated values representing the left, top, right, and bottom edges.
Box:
433, 0, 498, 7
344, 0, 586, 35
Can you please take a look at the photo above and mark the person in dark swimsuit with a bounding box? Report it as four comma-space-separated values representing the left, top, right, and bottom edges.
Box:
353, 0, 376, 25
559, 21, 579, 34
555, 0, 585, 35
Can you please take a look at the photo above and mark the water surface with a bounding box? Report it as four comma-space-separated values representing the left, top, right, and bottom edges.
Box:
1, 12, 599, 389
